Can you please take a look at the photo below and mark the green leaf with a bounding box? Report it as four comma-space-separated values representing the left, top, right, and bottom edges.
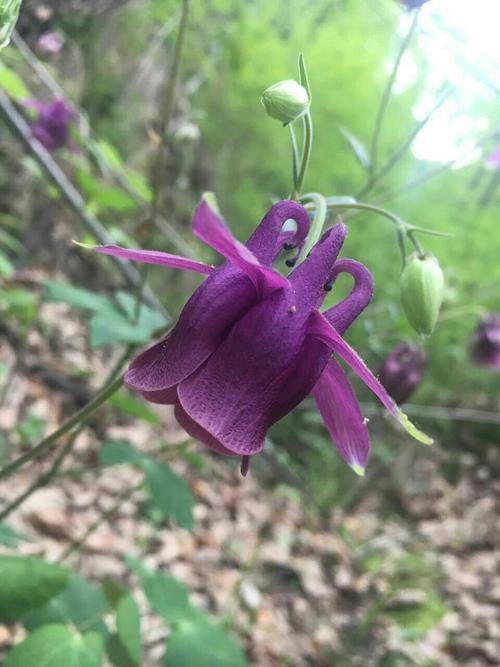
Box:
100, 441, 147, 467
3, 624, 104, 667
107, 635, 138, 667
0, 524, 30, 548
127, 557, 194, 624
385, 591, 448, 640
109, 390, 161, 425
89, 296, 166, 348
165, 617, 248, 667
23, 574, 109, 636
143, 459, 195, 530
43, 281, 114, 313
116, 594, 142, 665
76, 168, 137, 213
0, 249, 14, 278
338, 126, 371, 170
0, 555, 69, 621
101, 579, 129, 609
100, 443, 194, 530
0, 1, 22, 50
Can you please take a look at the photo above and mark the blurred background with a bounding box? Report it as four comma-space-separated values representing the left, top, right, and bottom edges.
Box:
0, 0, 499, 665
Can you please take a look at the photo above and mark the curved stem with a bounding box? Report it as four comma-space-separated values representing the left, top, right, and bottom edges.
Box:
299, 192, 327, 261
368, 10, 420, 175
0, 375, 124, 482
288, 122, 300, 198
295, 110, 313, 197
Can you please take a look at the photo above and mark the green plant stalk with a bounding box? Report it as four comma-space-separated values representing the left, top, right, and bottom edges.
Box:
299, 192, 327, 261
368, 9, 420, 176
295, 109, 313, 197
0, 375, 124, 482
135, 0, 191, 321
288, 122, 300, 198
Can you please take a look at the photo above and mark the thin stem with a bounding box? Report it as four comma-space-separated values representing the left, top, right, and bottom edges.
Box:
136, 0, 190, 319
57, 482, 142, 563
295, 110, 313, 197
0, 346, 133, 519
288, 122, 300, 198
359, 85, 453, 199
298, 192, 328, 261
0, 376, 124, 482
0, 89, 168, 318
368, 10, 420, 175
324, 200, 405, 229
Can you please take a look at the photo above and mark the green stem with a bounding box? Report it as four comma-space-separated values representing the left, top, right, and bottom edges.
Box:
136, 0, 190, 320
288, 122, 300, 198
0, 375, 124, 482
299, 192, 327, 261
368, 10, 419, 176
295, 109, 313, 198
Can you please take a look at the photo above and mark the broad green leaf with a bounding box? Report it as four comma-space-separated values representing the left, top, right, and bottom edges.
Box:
110, 390, 161, 425
89, 296, 165, 348
101, 579, 129, 609
107, 635, 137, 667
115, 291, 166, 331
0, 63, 27, 99
3, 624, 104, 667
0, 555, 69, 621
0, 249, 14, 278
76, 168, 138, 213
0, 1, 22, 50
100, 443, 194, 530
143, 459, 195, 530
165, 617, 248, 667
43, 281, 114, 313
127, 557, 194, 624
116, 594, 142, 665
99, 440, 147, 467
23, 574, 109, 636
0, 524, 30, 548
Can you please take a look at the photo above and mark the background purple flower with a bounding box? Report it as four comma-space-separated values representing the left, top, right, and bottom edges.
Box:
470, 314, 500, 370
486, 147, 500, 169
378, 343, 427, 405
25, 98, 77, 152
36, 31, 65, 56
400, 0, 431, 9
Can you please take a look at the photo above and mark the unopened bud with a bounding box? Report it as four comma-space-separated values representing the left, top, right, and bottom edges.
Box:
400, 252, 444, 335
261, 80, 309, 124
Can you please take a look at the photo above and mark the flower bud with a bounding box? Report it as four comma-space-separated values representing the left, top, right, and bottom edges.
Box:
378, 343, 426, 404
261, 80, 309, 124
400, 252, 444, 335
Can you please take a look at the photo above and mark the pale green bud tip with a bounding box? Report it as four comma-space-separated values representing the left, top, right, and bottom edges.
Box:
261, 79, 310, 124
350, 463, 365, 477
72, 240, 96, 249
400, 252, 444, 336
201, 191, 222, 217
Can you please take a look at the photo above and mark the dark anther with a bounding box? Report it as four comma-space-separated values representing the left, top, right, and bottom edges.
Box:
285, 258, 297, 267
283, 242, 295, 251
324, 282, 333, 291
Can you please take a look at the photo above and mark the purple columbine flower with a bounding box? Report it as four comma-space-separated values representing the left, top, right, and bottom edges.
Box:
90, 198, 431, 475
36, 31, 65, 56
470, 314, 500, 370
400, 0, 430, 8
378, 343, 426, 405
25, 98, 77, 152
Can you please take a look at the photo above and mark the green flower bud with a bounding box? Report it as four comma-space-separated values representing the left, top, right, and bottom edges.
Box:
261, 79, 309, 124
400, 252, 444, 335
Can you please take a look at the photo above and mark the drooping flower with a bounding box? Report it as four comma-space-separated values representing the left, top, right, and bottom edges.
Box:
378, 344, 426, 404
470, 314, 500, 370
89, 197, 431, 475
400, 0, 431, 9
24, 98, 77, 152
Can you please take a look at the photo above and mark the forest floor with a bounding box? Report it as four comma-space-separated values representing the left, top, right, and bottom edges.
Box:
0, 265, 499, 667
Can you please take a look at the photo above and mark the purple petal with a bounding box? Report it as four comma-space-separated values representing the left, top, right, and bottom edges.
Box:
245, 200, 310, 263
307, 310, 433, 445
192, 197, 289, 294
125, 265, 257, 393
174, 404, 238, 456
288, 224, 347, 310
312, 359, 370, 474
178, 287, 315, 455
322, 259, 374, 335
90, 244, 215, 275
